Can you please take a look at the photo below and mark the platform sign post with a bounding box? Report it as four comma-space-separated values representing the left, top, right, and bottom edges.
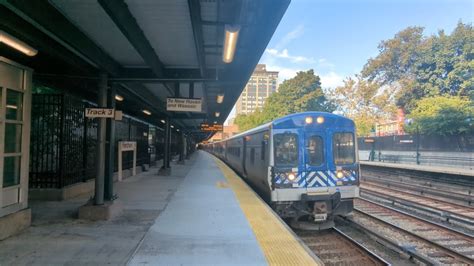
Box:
118, 141, 137, 181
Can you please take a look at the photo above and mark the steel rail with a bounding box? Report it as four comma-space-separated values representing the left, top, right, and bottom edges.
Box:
360, 187, 474, 226
353, 207, 474, 264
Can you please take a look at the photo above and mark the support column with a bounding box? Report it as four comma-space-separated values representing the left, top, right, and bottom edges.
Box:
178, 132, 185, 164
160, 116, 171, 175
104, 84, 116, 201
95, 72, 107, 205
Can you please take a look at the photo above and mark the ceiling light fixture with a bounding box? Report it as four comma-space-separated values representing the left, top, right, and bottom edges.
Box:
222, 25, 240, 63
216, 93, 224, 104
0, 30, 38, 56
115, 95, 124, 101
215, 112, 220, 117
142, 110, 151, 115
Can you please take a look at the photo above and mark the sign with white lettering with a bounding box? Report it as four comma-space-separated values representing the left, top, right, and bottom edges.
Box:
118, 141, 137, 181
166, 98, 202, 112
85, 108, 115, 118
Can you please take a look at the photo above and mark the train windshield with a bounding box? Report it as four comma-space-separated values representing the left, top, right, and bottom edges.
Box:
333, 132, 355, 165
306, 135, 324, 166
274, 133, 298, 166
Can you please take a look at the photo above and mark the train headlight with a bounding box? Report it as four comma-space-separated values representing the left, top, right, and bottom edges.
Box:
305, 116, 313, 124
287, 173, 296, 181
316, 116, 324, 124
336, 171, 344, 179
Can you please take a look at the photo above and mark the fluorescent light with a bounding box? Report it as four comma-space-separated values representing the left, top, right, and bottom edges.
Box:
0, 30, 38, 56
170, 125, 174, 128
115, 95, 124, 101
216, 94, 224, 104
215, 112, 220, 117
142, 110, 151, 115
214, 121, 217, 124
6, 104, 18, 110
160, 119, 166, 124
176, 129, 180, 132
222, 25, 240, 63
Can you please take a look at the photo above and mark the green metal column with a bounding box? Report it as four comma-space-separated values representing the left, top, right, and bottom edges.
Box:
105, 84, 116, 201
95, 72, 107, 205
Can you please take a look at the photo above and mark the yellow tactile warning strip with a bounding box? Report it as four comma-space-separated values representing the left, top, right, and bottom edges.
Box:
213, 157, 321, 266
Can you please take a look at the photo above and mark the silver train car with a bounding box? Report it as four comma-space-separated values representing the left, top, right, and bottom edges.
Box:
203, 112, 360, 229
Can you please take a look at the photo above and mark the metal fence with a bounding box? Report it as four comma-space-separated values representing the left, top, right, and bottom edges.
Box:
30, 93, 152, 189
358, 134, 474, 168
30, 94, 97, 188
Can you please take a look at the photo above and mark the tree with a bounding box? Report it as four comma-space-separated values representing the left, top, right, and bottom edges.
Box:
405, 96, 473, 136
330, 76, 397, 136
234, 70, 334, 131
362, 22, 473, 113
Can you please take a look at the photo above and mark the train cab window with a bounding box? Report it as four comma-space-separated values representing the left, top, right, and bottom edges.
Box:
306, 136, 324, 166
250, 148, 255, 164
274, 133, 298, 166
333, 132, 355, 165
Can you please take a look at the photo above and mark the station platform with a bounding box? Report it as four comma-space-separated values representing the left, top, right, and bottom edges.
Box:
0, 151, 319, 265
360, 161, 474, 177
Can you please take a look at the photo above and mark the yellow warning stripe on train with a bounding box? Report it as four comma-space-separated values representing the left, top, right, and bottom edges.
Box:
213, 157, 321, 266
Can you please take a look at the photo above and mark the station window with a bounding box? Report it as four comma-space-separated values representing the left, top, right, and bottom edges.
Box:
306, 135, 324, 166
274, 133, 298, 166
333, 132, 355, 165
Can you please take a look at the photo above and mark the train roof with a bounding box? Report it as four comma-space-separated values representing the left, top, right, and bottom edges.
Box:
212, 112, 355, 144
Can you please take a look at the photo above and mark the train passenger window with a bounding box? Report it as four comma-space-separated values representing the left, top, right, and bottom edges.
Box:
333, 132, 355, 165
306, 136, 324, 166
261, 141, 265, 160
274, 133, 298, 166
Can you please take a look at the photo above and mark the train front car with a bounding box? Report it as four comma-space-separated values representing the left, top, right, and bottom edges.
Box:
270, 112, 359, 229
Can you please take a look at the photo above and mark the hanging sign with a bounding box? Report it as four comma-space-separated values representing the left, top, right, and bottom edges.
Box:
200, 123, 223, 132
85, 108, 115, 118
166, 98, 202, 112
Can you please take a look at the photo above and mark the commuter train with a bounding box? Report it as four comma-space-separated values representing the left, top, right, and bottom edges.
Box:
203, 112, 359, 229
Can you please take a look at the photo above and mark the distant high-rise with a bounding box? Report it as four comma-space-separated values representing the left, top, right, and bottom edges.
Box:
236, 64, 278, 115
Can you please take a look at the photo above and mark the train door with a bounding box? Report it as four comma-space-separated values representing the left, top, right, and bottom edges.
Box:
242, 137, 247, 176
303, 131, 329, 190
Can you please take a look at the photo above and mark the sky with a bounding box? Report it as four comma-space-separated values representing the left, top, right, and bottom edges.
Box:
226, 0, 473, 123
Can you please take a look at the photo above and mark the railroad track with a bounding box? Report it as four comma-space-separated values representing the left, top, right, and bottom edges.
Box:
361, 176, 474, 207
360, 183, 474, 227
295, 228, 389, 266
349, 198, 474, 265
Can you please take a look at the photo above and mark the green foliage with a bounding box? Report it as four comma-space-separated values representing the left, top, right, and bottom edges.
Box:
33, 84, 60, 94
362, 22, 473, 113
406, 96, 474, 136
234, 70, 334, 131
331, 76, 397, 136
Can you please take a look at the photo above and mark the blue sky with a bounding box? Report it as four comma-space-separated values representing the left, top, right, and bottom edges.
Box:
259, 0, 473, 88
227, 0, 472, 123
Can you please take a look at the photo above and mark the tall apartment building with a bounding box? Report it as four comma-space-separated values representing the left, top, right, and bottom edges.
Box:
236, 64, 278, 115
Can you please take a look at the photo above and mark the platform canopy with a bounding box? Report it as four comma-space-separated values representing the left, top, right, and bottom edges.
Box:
0, 0, 289, 141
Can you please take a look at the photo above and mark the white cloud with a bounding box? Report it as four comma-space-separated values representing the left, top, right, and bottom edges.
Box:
275, 24, 305, 49
319, 72, 344, 89
265, 48, 315, 63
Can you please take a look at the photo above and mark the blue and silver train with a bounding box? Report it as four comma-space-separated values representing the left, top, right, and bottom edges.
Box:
203, 112, 359, 229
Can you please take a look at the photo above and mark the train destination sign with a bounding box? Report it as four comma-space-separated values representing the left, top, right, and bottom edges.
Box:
85, 108, 115, 118
200, 123, 223, 132
167, 98, 202, 112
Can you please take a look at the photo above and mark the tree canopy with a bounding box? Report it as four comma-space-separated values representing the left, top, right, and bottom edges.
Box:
405, 96, 473, 136
234, 70, 334, 131
362, 22, 473, 112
